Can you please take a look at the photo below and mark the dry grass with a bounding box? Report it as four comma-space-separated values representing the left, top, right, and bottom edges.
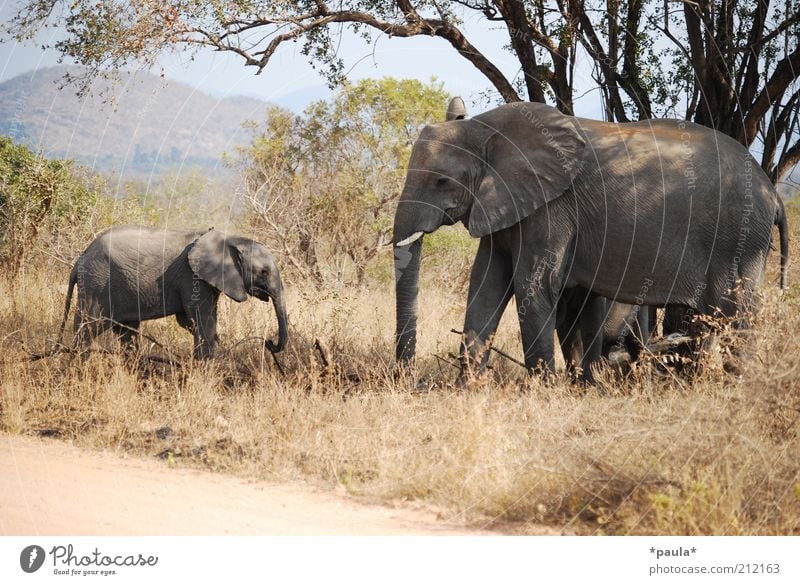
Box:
1, 242, 799, 535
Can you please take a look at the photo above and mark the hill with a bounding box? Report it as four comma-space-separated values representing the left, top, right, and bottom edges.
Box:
0, 66, 270, 176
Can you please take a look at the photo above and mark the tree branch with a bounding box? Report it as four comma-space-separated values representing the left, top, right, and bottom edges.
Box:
619, 0, 652, 119
736, 9, 800, 52
494, 0, 547, 103
571, 0, 629, 121
776, 139, 800, 184
186, 4, 521, 102
740, 46, 800, 144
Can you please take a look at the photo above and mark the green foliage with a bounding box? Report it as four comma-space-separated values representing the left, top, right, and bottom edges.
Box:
237, 77, 450, 285
0, 136, 100, 276
423, 226, 477, 257
100, 169, 232, 230
0, 133, 240, 277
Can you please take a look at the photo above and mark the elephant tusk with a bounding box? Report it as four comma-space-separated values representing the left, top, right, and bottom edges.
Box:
395, 232, 424, 247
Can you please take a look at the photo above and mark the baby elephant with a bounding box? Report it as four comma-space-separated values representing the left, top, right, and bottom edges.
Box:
60, 225, 288, 358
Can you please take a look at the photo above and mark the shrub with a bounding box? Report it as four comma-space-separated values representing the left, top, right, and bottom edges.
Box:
0, 136, 100, 276
235, 77, 453, 285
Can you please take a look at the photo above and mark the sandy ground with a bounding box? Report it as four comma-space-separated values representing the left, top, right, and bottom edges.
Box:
0, 434, 487, 536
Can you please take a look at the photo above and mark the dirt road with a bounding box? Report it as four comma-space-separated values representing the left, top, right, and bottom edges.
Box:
0, 434, 484, 535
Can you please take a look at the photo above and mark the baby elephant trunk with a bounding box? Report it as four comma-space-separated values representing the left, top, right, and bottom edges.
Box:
266, 288, 289, 354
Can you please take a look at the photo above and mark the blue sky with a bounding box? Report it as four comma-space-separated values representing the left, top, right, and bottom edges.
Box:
0, 2, 604, 117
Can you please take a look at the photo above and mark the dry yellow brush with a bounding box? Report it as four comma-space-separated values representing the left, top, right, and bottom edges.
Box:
1, 242, 798, 536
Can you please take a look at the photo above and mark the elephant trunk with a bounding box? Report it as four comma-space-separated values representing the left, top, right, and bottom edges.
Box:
267, 288, 289, 354
394, 237, 423, 362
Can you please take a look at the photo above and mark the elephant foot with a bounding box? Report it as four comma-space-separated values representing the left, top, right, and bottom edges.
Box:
564, 360, 599, 386
578, 367, 597, 386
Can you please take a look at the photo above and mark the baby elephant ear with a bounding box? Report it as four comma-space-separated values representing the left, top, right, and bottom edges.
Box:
188, 230, 248, 302
468, 102, 586, 238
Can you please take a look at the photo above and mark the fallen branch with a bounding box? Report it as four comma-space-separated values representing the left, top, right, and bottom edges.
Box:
23, 344, 109, 362
267, 344, 286, 377
434, 353, 460, 370
450, 329, 527, 369
312, 338, 361, 384
451, 328, 695, 369
645, 333, 693, 354
314, 338, 331, 369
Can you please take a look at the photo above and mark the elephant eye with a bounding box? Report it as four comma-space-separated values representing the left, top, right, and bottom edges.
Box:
436, 176, 450, 186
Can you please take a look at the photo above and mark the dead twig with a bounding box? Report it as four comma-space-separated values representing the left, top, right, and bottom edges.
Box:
645, 333, 693, 354
268, 344, 286, 377
222, 336, 269, 355
314, 338, 331, 369
22, 344, 108, 362
312, 338, 361, 384
434, 353, 460, 370
450, 329, 527, 369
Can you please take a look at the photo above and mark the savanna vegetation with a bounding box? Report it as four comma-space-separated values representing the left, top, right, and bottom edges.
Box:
1, 74, 798, 534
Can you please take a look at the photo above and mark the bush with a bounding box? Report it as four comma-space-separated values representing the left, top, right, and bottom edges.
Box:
0, 136, 100, 276
235, 77, 453, 285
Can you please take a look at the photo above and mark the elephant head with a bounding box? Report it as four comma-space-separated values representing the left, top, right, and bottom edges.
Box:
188, 230, 289, 353
393, 102, 586, 362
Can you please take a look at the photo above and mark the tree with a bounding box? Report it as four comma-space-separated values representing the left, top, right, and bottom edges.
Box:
236, 77, 449, 284
0, 137, 100, 276
7, 1, 799, 181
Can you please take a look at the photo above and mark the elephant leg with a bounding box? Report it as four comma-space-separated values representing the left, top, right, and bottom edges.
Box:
555, 287, 607, 382
556, 290, 584, 379
514, 259, 564, 376
663, 305, 690, 336
73, 307, 109, 351
73, 312, 90, 349
184, 300, 219, 359
661, 305, 701, 373
458, 237, 514, 383
715, 257, 763, 374
577, 292, 607, 383
623, 305, 656, 362
175, 312, 195, 334
516, 296, 557, 374
111, 320, 140, 354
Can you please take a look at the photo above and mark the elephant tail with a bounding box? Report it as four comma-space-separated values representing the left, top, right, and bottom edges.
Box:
776, 197, 789, 291
59, 263, 79, 344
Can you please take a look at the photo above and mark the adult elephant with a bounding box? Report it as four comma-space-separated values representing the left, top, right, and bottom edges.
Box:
60, 225, 288, 358
393, 102, 779, 381
442, 98, 654, 379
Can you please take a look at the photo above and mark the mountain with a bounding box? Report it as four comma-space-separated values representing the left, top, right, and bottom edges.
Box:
271, 85, 330, 112
0, 66, 271, 176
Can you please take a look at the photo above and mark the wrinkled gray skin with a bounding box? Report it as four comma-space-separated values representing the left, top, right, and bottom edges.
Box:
393, 102, 780, 382
659, 197, 789, 368
557, 288, 656, 376
60, 226, 288, 358
562, 195, 788, 375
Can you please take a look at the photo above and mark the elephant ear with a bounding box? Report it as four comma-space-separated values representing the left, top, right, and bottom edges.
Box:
446, 96, 467, 121
468, 102, 586, 238
187, 230, 248, 302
